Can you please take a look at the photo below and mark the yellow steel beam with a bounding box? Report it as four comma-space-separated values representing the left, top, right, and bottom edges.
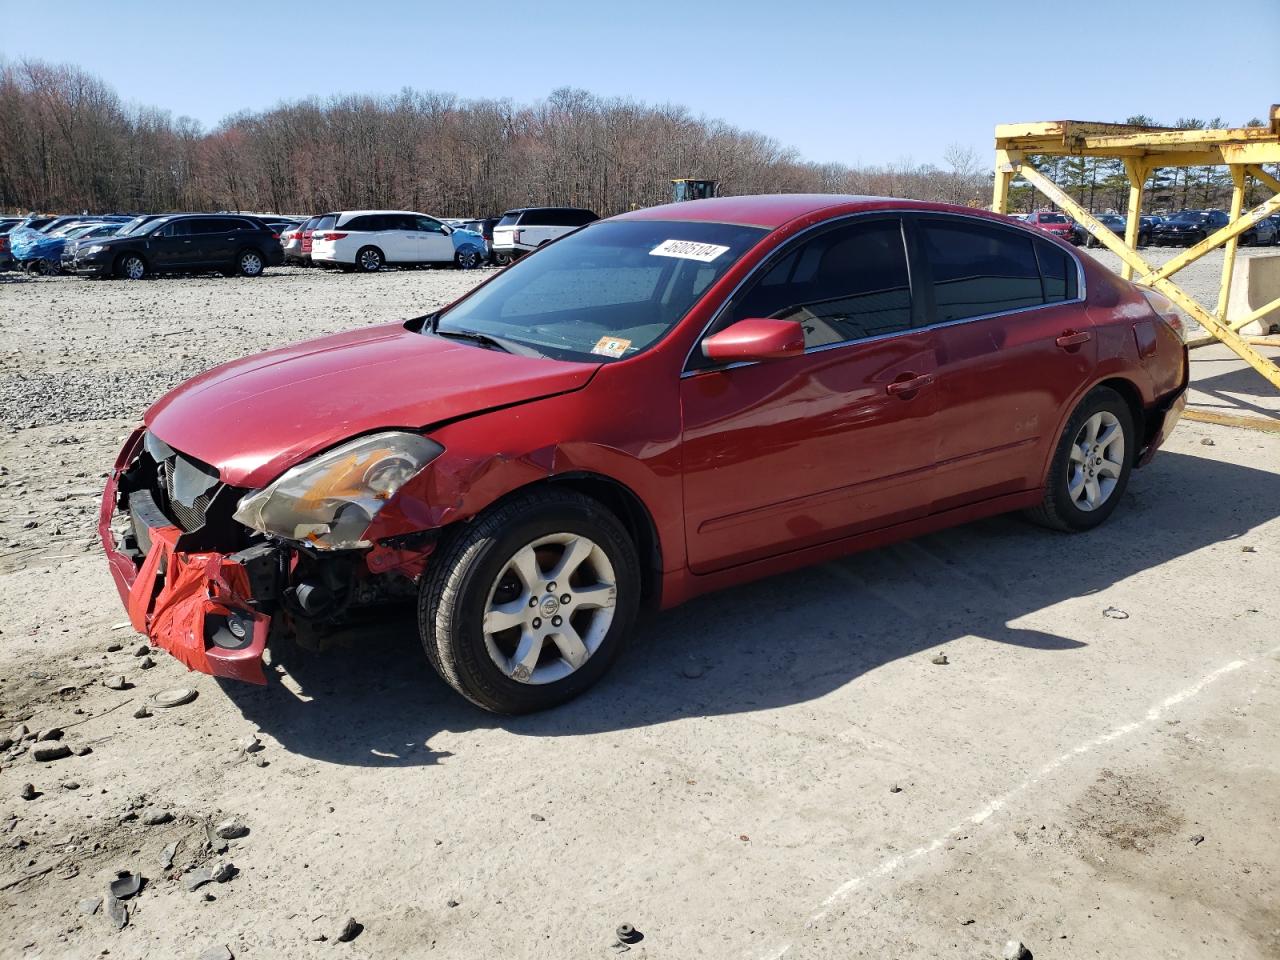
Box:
992, 149, 1016, 213
1248, 164, 1280, 194
1218, 167, 1247, 321
1138, 191, 1280, 286
1121, 158, 1147, 282
1081, 126, 1280, 150
1015, 164, 1280, 391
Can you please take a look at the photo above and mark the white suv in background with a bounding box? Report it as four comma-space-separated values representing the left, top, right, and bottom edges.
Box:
311, 210, 487, 272
490, 207, 598, 264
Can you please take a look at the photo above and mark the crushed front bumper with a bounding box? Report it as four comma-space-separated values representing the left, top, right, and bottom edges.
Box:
100, 429, 272, 684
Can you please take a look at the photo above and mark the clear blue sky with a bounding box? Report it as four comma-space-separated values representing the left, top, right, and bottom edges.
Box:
2, 0, 1274, 166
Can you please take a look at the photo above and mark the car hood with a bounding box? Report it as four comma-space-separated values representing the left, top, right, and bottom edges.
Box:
145, 322, 600, 488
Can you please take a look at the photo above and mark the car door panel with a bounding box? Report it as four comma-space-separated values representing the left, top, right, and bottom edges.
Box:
914, 216, 1096, 512
681, 333, 939, 572
415, 216, 455, 262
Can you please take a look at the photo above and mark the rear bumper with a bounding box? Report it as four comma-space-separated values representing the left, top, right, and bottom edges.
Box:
100, 429, 270, 684
1138, 381, 1188, 467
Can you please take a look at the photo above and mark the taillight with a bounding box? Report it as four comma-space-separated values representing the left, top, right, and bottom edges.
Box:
1140, 288, 1185, 340
513, 229, 523, 244
316, 232, 347, 241
271, 232, 280, 239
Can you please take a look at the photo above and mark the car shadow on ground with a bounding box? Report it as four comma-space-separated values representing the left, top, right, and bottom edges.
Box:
222, 450, 1279, 766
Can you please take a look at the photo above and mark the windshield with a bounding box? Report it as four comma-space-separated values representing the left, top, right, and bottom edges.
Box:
1169, 211, 1211, 223
433, 219, 767, 362
1037, 213, 1068, 224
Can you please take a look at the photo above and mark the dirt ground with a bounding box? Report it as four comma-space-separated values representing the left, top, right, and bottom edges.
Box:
1, 250, 1278, 960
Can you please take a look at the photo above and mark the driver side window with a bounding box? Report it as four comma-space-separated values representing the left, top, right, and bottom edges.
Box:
416, 216, 446, 234
720, 218, 913, 350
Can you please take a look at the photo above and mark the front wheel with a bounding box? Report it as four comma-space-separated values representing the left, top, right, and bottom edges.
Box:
1025, 386, 1135, 532
454, 247, 483, 270
116, 254, 147, 280
419, 489, 641, 714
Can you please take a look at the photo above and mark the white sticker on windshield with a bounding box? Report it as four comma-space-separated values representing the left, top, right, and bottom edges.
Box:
650, 238, 730, 262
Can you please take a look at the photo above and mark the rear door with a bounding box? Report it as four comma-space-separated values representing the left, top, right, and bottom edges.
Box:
382, 214, 419, 263
681, 216, 941, 572
914, 215, 1095, 511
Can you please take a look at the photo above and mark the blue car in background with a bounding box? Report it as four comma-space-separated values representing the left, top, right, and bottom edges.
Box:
10, 220, 125, 274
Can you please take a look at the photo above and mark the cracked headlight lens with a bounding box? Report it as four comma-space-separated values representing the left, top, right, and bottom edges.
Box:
232, 432, 443, 549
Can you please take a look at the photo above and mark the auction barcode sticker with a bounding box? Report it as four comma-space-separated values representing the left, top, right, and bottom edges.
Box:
650, 239, 730, 262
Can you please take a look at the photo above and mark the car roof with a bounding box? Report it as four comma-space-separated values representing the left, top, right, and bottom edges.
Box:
331, 210, 430, 217
611, 194, 1028, 230
501, 206, 595, 214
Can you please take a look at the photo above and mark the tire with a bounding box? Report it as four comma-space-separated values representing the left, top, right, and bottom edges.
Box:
454, 246, 483, 270
236, 248, 265, 277
419, 489, 641, 714
492, 251, 513, 266
115, 253, 147, 280
1025, 385, 1135, 533
355, 246, 383, 273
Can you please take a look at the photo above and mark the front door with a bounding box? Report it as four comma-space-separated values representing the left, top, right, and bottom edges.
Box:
680, 216, 940, 573
913, 215, 1097, 511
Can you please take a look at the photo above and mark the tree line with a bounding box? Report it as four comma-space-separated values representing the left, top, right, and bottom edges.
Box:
0, 59, 1271, 219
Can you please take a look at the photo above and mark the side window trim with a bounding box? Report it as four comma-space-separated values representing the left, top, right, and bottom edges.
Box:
682, 209, 1088, 377
905, 212, 1087, 329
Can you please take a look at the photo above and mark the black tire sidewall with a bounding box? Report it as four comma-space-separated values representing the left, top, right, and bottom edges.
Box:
1043, 386, 1135, 531
423, 494, 640, 714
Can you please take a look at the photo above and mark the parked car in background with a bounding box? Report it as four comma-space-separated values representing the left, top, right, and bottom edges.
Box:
1023, 210, 1075, 243
59, 222, 127, 271
64, 213, 283, 279
300, 214, 335, 264
101, 195, 1188, 713
1138, 216, 1162, 246
1073, 213, 1126, 247
310, 211, 487, 272
1240, 214, 1277, 246
282, 217, 315, 264
452, 216, 501, 260
1267, 215, 1280, 245
491, 207, 599, 264
1150, 210, 1230, 246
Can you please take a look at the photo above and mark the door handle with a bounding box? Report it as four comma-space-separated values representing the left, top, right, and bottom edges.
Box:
1055, 330, 1091, 349
886, 373, 934, 397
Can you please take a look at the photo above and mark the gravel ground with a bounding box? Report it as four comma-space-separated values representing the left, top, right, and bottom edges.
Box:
1, 255, 1278, 959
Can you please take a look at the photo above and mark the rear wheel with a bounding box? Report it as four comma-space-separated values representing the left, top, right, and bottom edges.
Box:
115, 254, 147, 280
236, 249, 264, 276
1026, 386, 1135, 532
355, 246, 383, 272
419, 489, 640, 714
492, 251, 513, 266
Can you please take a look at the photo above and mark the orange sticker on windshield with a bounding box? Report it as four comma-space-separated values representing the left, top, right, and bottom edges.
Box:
591, 336, 632, 359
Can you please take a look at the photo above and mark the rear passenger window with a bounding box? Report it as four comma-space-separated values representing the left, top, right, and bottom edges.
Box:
1034, 239, 1076, 302
920, 219, 1043, 321
727, 218, 912, 347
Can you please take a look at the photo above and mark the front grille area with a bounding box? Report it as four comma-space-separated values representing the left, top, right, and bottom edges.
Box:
162, 461, 217, 532
139, 433, 225, 534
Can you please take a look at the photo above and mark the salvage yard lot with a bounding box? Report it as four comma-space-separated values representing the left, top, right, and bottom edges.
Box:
1, 252, 1278, 959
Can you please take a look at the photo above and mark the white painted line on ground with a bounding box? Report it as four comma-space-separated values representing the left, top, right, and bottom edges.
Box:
759, 645, 1279, 960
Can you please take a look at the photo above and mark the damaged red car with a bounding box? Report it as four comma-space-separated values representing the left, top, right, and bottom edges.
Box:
102, 195, 1188, 713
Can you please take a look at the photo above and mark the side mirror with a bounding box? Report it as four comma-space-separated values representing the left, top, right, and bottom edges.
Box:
701, 318, 804, 363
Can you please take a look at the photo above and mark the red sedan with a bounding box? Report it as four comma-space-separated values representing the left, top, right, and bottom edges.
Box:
102, 195, 1188, 713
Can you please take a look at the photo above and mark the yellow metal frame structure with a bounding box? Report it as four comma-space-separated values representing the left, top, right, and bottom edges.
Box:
992, 106, 1280, 390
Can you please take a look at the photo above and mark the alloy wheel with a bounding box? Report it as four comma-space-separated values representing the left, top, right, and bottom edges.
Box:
1068, 411, 1125, 511
124, 257, 145, 280
358, 248, 382, 271
240, 252, 263, 275
482, 533, 617, 685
